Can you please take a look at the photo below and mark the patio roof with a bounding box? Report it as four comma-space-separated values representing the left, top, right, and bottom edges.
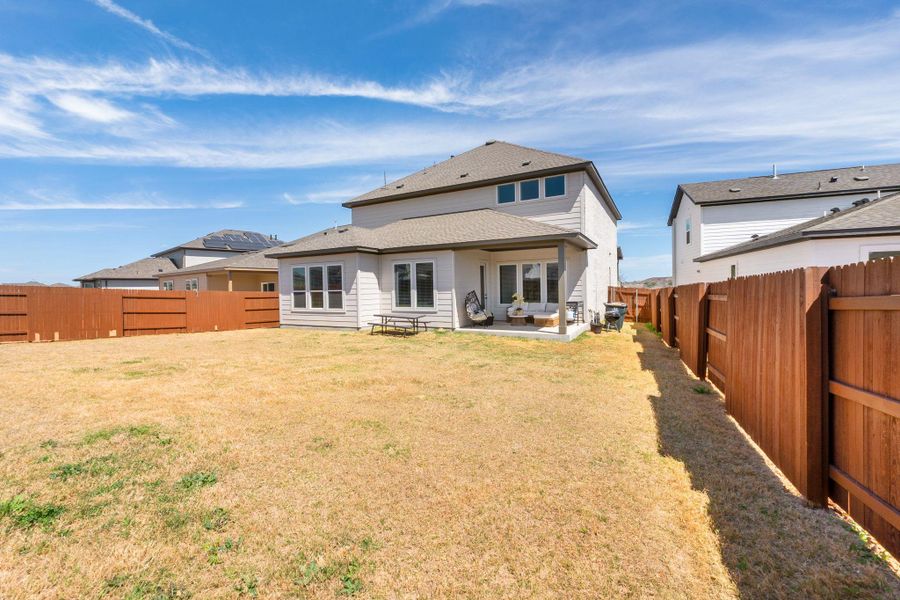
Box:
267, 209, 597, 259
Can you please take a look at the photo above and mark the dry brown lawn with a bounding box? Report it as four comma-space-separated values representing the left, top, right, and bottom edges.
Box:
0, 326, 897, 599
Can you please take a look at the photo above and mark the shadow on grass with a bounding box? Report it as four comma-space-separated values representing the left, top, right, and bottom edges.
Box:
634, 329, 899, 598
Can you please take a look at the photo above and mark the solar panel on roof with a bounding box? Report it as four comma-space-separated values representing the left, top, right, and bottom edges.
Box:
203, 238, 228, 249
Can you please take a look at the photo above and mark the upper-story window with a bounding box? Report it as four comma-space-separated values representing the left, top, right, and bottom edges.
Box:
544, 175, 566, 198
685, 219, 692, 245
497, 183, 516, 204
520, 179, 540, 201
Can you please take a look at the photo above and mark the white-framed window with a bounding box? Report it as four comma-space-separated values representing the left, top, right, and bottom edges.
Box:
496, 182, 516, 204
393, 260, 435, 310
162, 281, 174, 291
729, 265, 737, 279
260, 281, 276, 292
184, 278, 198, 291
519, 179, 540, 201
685, 219, 692, 245
291, 264, 343, 310
498, 261, 560, 305
544, 175, 566, 198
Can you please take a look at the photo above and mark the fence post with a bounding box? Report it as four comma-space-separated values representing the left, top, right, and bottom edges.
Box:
697, 283, 709, 380
803, 267, 830, 506
663, 288, 676, 347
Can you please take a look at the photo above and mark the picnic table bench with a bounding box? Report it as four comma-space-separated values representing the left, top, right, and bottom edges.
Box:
369, 314, 429, 336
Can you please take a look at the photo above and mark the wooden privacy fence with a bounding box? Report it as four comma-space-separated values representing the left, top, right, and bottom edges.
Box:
608, 287, 655, 322
653, 258, 900, 559
0, 286, 279, 343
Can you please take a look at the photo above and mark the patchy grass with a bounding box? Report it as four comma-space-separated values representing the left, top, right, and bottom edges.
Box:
0, 327, 897, 598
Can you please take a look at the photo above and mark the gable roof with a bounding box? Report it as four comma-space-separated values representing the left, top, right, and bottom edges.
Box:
342, 140, 621, 219
695, 192, 900, 262
75, 256, 178, 281
160, 245, 281, 276
669, 161, 900, 225
152, 230, 282, 256
267, 209, 597, 259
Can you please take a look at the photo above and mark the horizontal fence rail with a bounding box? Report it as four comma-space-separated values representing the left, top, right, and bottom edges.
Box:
652, 257, 899, 559
0, 286, 279, 343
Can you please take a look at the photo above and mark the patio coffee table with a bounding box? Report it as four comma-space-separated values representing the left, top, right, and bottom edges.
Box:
533, 313, 559, 327
509, 314, 527, 326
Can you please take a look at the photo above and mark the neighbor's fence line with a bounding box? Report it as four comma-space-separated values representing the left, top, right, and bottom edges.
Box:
635, 258, 899, 560
0, 287, 279, 343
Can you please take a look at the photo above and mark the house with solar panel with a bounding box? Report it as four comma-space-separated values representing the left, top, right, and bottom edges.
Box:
265, 141, 621, 340
75, 230, 283, 290
669, 163, 900, 284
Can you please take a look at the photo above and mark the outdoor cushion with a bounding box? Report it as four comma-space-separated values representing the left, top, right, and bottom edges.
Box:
545, 302, 558, 312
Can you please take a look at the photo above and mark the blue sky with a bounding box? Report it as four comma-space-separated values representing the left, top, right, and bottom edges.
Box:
2, 0, 900, 283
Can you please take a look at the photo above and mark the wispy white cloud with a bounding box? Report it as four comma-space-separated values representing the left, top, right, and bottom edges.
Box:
0, 189, 242, 210
88, 0, 209, 58
0, 221, 138, 231
46, 93, 134, 123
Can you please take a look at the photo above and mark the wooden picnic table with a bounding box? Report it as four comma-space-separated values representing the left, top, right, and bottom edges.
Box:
370, 313, 430, 336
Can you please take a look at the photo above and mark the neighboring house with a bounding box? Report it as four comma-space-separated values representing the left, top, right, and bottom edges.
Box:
156, 246, 280, 292
75, 257, 180, 290
696, 191, 900, 278
75, 230, 282, 290
669, 162, 900, 284
267, 141, 620, 338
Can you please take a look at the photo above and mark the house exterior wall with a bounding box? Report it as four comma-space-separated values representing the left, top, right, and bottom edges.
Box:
278, 252, 360, 329
162, 272, 209, 290
82, 279, 159, 290
583, 178, 619, 312
355, 253, 381, 329
350, 171, 584, 231
674, 190, 881, 284
378, 250, 455, 330
181, 249, 244, 268
162, 271, 276, 291
698, 234, 900, 281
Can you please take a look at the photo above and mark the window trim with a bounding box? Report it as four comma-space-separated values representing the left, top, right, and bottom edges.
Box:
391, 259, 437, 312
497, 260, 560, 306
519, 178, 541, 202
290, 263, 345, 312
685, 219, 692, 245
184, 278, 198, 291
162, 280, 174, 291
496, 182, 517, 205
260, 281, 276, 292
496, 174, 568, 205
543, 174, 566, 198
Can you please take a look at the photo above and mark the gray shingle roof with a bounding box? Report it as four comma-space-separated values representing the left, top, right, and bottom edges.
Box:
75, 256, 179, 281
342, 141, 621, 218
152, 229, 282, 256
669, 161, 900, 225
696, 192, 900, 262
267, 209, 596, 259
165, 246, 281, 276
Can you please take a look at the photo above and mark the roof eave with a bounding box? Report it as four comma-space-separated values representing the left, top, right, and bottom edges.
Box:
688, 185, 900, 208
342, 163, 594, 208
667, 187, 686, 226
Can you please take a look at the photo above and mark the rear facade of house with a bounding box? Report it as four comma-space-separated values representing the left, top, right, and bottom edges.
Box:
670, 163, 900, 284
268, 141, 620, 335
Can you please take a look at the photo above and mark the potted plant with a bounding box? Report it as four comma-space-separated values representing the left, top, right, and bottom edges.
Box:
511, 292, 526, 315
589, 309, 603, 334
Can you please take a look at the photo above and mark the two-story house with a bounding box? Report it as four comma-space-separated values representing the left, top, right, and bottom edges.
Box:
75, 230, 283, 290
267, 141, 621, 340
669, 162, 900, 284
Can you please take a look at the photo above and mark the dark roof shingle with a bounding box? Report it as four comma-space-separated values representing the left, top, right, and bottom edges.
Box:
268, 209, 596, 258
75, 256, 178, 281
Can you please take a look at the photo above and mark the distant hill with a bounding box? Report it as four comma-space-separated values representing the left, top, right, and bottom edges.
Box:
621, 276, 673, 289
1, 281, 72, 287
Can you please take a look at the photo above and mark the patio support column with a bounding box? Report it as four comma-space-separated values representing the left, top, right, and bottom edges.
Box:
557, 241, 567, 335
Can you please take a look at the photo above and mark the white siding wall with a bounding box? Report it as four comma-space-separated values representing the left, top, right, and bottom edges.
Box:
351, 172, 583, 230
481, 247, 585, 319
278, 253, 360, 329
701, 192, 875, 255
699, 234, 900, 281
181, 249, 244, 268
355, 253, 381, 328
672, 193, 703, 284
453, 249, 491, 327
88, 279, 159, 290
582, 177, 618, 313
379, 250, 455, 329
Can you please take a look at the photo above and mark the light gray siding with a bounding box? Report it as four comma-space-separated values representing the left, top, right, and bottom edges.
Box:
278, 253, 360, 329
351, 172, 583, 231
379, 250, 455, 330
582, 177, 618, 313
355, 253, 381, 328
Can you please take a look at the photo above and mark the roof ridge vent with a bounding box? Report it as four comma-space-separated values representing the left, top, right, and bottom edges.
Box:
485, 140, 497, 145
851, 198, 870, 207
750, 234, 759, 240
830, 176, 839, 183
853, 175, 869, 181
729, 187, 741, 193
459, 172, 468, 178
522, 160, 532, 166
830, 207, 841, 214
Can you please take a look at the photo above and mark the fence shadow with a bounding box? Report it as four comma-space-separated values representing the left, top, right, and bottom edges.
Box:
633, 328, 899, 597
